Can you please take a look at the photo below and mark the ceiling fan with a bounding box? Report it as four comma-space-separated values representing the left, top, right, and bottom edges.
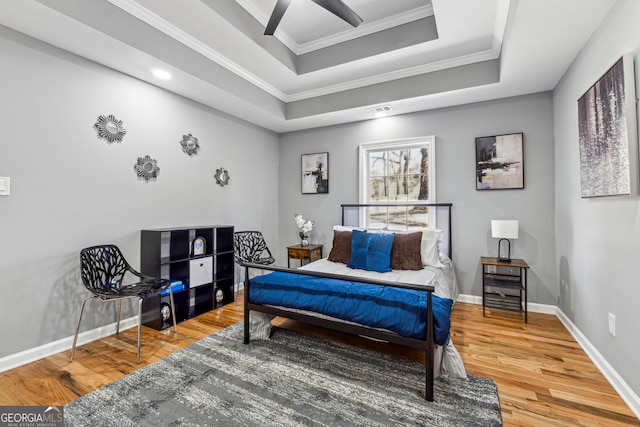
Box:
264, 0, 364, 36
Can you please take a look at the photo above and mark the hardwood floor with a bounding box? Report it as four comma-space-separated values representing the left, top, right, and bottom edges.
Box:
0, 293, 638, 426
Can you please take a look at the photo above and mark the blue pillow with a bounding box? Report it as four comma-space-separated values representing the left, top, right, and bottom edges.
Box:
366, 232, 396, 272
347, 230, 395, 273
347, 229, 370, 270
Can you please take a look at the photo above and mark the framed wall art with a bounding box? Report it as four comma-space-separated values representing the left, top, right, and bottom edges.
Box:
578, 53, 639, 198
301, 152, 329, 194
476, 132, 524, 190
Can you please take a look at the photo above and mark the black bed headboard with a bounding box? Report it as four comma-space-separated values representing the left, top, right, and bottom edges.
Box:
340, 203, 453, 260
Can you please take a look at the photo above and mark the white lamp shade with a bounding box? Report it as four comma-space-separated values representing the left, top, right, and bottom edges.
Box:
491, 220, 519, 239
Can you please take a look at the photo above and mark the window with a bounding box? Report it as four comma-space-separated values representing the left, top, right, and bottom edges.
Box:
358, 137, 436, 229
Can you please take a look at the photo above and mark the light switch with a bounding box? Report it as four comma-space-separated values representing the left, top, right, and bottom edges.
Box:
0, 177, 10, 195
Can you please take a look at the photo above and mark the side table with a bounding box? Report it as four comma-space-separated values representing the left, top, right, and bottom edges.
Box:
480, 256, 529, 323
287, 244, 323, 267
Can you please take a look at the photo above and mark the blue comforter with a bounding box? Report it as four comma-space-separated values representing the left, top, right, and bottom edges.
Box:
249, 271, 453, 345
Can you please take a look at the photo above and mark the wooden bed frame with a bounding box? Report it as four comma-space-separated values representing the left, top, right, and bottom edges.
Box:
242, 203, 453, 402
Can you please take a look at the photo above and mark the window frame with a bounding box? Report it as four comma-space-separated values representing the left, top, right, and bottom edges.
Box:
358, 136, 436, 204
357, 136, 437, 229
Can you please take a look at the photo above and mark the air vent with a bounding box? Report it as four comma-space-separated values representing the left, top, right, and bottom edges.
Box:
365, 105, 392, 116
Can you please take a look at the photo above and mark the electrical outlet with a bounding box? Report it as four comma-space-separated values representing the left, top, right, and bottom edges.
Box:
608, 313, 616, 336
487, 265, 497, 274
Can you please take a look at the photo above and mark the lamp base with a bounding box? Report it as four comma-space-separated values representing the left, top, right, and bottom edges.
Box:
497, 238, 512, 263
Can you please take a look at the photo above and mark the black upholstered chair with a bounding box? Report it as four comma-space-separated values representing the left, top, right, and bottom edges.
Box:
69, 244, 177, 364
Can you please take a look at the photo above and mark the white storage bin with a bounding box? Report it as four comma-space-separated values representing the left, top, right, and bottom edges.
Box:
189, 257, 213, 288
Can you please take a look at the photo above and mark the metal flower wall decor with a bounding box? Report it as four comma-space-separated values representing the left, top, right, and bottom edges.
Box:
134, 155, 160, 181
180, 133, 200, 156
215, 167, 230, 187
94, 114, 126, 143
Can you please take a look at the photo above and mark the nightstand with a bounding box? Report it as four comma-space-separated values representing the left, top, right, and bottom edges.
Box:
480, 257, 529, 323
287, 244, 323, 267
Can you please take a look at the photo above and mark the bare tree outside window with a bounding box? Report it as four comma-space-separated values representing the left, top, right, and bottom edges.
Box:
361, 138, 435, 229
368, 148, 429, 202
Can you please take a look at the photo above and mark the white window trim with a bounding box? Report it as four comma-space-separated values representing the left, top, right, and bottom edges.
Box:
358, 136, 436, 204
357, 136, 437, 229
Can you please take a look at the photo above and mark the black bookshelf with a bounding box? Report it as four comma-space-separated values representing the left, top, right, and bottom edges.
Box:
140, 225, 234, 330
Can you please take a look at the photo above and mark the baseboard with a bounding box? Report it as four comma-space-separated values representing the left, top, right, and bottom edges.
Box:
2, 293, 639, 419
456, 294, 556, 315
0, 316, 138, 373
456, 294, 482, 305
457, 295, 640, 418
556, 308, 640, 419
1, 284, 251, 373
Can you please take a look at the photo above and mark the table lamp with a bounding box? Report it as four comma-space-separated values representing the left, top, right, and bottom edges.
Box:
491, 220, 519, 262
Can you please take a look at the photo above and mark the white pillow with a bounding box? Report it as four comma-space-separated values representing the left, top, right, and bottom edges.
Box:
333, 225, 389, 232
333, 225, 365, 232
421, 229, 444, 268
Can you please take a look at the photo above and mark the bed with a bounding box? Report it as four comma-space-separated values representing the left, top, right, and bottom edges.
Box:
242, 203, 466, 401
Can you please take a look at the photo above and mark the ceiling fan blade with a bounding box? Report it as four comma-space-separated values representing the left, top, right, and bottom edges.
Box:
310, 0, 363, 28
264, 0, 293, 35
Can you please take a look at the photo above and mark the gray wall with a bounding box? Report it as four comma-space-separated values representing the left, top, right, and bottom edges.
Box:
0, 27, 279, 358
278, 93, 556, 303
553, 0, 640, 395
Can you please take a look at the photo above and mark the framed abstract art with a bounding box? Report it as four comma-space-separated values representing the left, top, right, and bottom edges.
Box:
476, 133, 524, 190
302, 152, 329, 194
578, 53, 639, 198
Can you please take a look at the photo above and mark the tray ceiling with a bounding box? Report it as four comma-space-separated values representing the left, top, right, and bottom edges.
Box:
0, 0, 617, 132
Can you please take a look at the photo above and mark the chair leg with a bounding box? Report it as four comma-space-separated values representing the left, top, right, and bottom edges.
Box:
69, 295, 96, 362
168, 287, 177, 333
116, 300, 122, 334
137, 298, 143, 364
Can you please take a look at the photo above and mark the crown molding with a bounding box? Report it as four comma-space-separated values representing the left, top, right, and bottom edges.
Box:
107, 0, 288, 101
233, 0, 269, 23
235, 1, 434, 55
294, 5, 434, 55
107, 0, 506, 105
491, 0, 511, 55
285, 47, 500, 102
232, 0, 297, 51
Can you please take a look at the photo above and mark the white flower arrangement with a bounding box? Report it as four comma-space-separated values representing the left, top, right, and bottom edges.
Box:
294, 213, 314, 240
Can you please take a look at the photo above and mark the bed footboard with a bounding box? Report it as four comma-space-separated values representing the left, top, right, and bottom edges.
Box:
242, 262, 436, 401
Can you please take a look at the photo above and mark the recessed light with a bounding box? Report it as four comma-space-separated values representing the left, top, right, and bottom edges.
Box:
151, 69, 172, 80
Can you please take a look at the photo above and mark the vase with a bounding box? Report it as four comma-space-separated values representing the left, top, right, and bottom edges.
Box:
301, 239, 309, 247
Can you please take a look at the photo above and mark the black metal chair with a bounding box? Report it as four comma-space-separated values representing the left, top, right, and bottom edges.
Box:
69, 244, 177, 364
233, 231, 275, 266
233, 231, 275, 303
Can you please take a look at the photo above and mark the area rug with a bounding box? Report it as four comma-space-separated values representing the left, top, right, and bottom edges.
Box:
65, 323, 502, 426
